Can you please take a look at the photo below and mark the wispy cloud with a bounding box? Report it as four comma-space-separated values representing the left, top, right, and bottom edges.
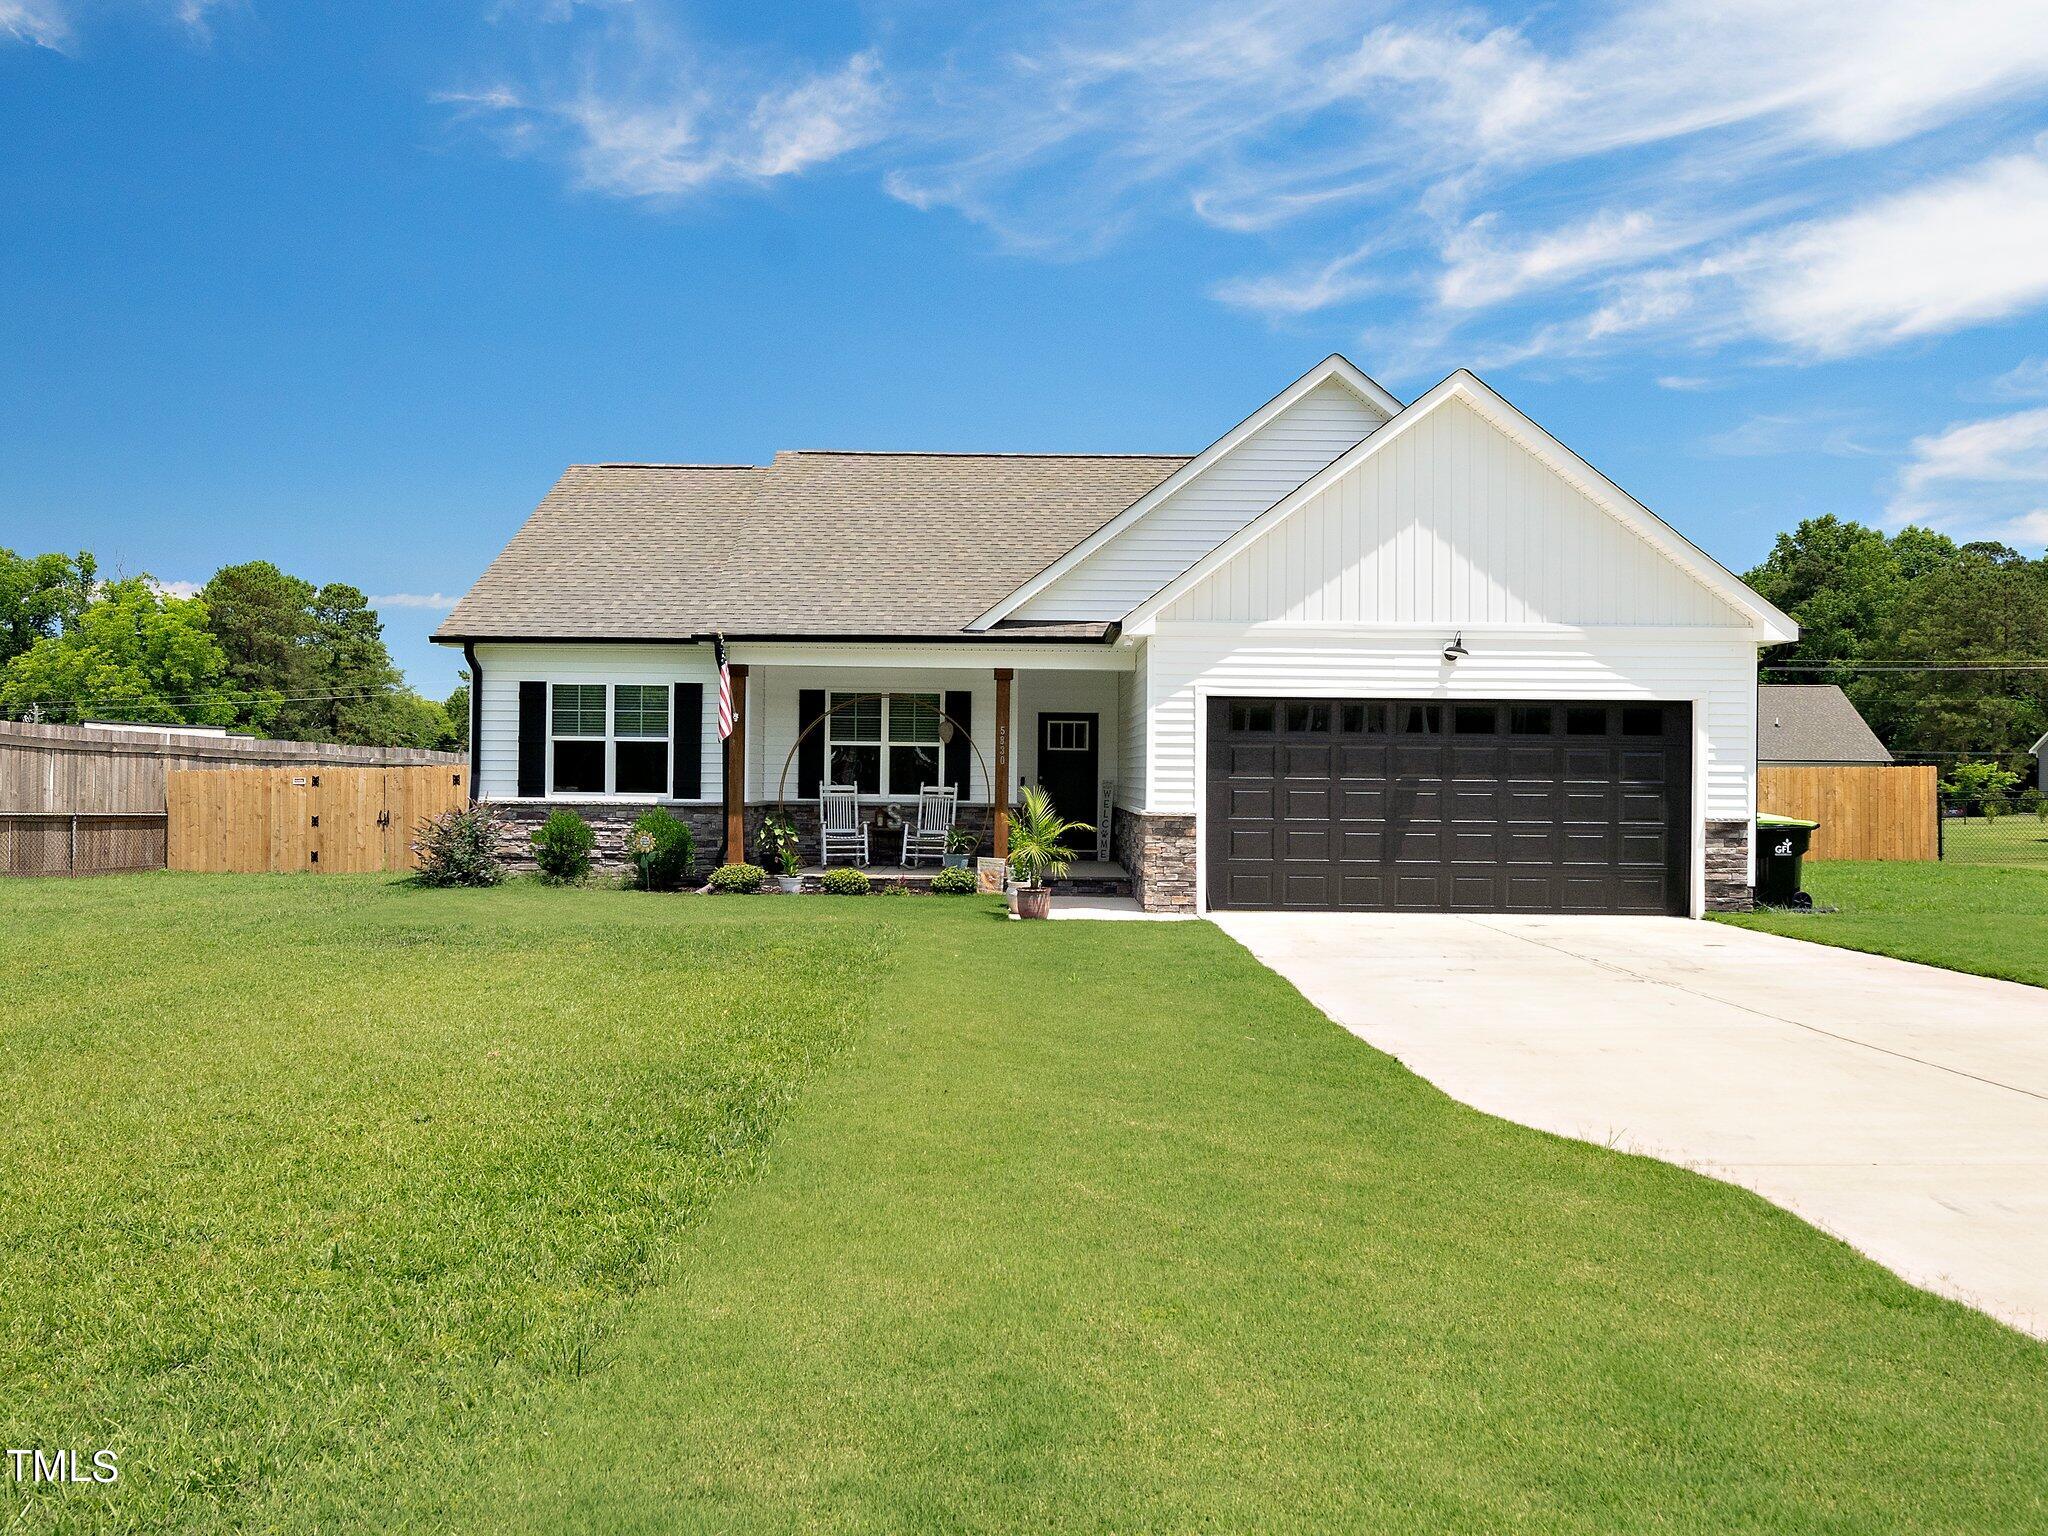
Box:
1, 0, 69, 48
148, 577, 206, 600
1886, 405, 2048, 547
370, 592, 459, 610
441, 6, 887, 202
1703, 410, 1882, 460
3, 0, 238, 48
448, 0, 2048, 370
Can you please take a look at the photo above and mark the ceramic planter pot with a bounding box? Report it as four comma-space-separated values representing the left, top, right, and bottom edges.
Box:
776, 875, 803, 894
942, 853, 969, 869
1015, 886, 1052, 920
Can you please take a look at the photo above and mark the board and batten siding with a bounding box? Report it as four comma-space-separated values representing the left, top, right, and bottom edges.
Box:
1013, 379, 1388, 623
472, 642, 720, 801
1117, 646, 1148, 810
1162, 399, 1747, 629
1140, 630, 1760, 828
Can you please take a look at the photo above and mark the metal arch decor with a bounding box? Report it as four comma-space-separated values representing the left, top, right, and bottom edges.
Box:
773, 692, 992, 822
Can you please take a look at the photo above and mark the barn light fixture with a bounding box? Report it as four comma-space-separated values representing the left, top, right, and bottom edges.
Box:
1442, 633, 1469, 664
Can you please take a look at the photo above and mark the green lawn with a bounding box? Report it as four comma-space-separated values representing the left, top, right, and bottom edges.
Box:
1719, 859, 2048, 989
6, 877, 2048, 1534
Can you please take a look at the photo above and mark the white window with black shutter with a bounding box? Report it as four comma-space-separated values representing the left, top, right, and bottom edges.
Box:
545, 682, 673, 797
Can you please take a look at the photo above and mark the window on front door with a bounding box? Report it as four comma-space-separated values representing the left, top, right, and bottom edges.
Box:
827, 692, 946, 796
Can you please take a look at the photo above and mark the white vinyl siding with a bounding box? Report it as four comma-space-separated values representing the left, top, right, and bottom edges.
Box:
1142, 629, 1759, 828
1162, 399, 1746, 629
473, 642, 719, 801
1014, 379, 1387, 622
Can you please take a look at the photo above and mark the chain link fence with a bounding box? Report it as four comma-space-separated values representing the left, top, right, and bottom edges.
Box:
1939, 792, 2048, 869
0, 813, 168, 877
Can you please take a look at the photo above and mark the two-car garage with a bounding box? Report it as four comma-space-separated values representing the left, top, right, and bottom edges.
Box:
1203, 697, 1692, 915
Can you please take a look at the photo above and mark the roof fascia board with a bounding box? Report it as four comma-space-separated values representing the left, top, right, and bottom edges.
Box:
966, 354, 1402, 631
1124, 371, 1798, 643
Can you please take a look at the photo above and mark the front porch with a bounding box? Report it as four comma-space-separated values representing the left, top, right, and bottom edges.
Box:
719, 650, 1130, 874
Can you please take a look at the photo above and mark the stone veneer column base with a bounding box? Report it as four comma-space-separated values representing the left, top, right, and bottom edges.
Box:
1703, 818, 1753, 912
1113, 807, 1197, 913
486, 801, 724, 877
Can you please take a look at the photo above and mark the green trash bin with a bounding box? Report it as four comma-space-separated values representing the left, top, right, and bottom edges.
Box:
1755, 813, 1818, 907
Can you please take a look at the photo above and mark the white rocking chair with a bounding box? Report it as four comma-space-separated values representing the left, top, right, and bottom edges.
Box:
900, 784, 957, 866
819, 786, 869, 866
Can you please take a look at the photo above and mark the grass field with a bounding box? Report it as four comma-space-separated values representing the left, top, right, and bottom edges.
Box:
1720, 859, 2048, 989
6, 876, 2048, 1534
1940, 815, 2048, 869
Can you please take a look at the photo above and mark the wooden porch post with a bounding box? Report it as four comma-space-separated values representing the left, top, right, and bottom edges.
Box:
993, 667, 1013, 859
723, 663, 749, 863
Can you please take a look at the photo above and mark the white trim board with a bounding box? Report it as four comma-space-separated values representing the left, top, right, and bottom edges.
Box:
968, 354, 1402, 630
1123, 371, 1798, 645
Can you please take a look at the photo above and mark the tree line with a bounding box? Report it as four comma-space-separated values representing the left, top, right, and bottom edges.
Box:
1746, 517, 2048, 775
0, 548, 467, 749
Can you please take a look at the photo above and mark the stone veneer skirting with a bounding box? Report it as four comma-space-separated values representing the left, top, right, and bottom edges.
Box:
1113, 807, 1197, 913
485, 799, 998, 876
1703, 818, 1753, 912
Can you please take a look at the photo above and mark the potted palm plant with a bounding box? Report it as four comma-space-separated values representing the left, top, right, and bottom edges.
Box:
756, 810, 804, 893
1004, 784, 1089, 920
942, 826, 980, 870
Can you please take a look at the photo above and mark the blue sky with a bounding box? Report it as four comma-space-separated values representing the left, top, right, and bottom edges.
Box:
7, 1, 2048, 694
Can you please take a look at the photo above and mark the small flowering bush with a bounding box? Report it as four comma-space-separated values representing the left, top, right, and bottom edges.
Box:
411, 806, 506, 888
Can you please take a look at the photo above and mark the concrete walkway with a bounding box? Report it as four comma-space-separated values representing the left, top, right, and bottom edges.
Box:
1214, 912, 2048, 1337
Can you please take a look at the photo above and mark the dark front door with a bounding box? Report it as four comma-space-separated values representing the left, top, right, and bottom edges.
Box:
1205, 697, 1691, 914
1036, 713, 1099, 831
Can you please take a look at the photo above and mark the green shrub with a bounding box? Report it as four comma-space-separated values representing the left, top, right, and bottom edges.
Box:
410, 806, 506, 888
820, 867, 870, 895
930, 866, 977, 895
628, 808, 696, 891
707, 862, 765, 894
531, 809, 595, 884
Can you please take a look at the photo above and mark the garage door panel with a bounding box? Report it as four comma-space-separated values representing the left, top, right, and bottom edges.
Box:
1206, 696, 1689, 914
1284, 785, 1331, 819
1227, 827, 1275, 860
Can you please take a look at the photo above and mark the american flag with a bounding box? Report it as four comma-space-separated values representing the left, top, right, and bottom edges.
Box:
714, 634, 734, 740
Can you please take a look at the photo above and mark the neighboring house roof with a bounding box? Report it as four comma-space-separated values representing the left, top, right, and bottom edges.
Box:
435, 451, 1188, 642
1120, 370, 1800, 643
1757, 685, 1893, 764
2029, 731, 2048, 756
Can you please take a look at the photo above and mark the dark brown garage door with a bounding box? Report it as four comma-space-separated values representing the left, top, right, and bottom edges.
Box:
1205, 698, 1691, 914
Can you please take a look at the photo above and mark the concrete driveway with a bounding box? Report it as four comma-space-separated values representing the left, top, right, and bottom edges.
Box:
1214, 912, 2048, 1337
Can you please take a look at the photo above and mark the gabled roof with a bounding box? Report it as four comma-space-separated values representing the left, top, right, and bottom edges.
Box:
435, 452, 1186, 643
1758, 685, 1893, 764
967, 354, 1402, 630
1122, 370, 1799, 643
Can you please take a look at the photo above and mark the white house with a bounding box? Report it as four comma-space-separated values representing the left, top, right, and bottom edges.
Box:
436, 357, 1796, 914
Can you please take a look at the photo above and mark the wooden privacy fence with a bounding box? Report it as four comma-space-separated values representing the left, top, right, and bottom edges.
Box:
168, 766, 468, 874
1757, 764, 1939, 861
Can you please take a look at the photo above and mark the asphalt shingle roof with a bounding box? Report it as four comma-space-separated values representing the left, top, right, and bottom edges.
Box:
1758, 684, 1893, 764
436, 451, 1190, 643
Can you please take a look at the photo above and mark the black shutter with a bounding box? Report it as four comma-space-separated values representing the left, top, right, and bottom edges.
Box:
517, 681, 546, 797
798, 689, 826, 799
944, 690, 972, 801
673, 682, 702, 799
